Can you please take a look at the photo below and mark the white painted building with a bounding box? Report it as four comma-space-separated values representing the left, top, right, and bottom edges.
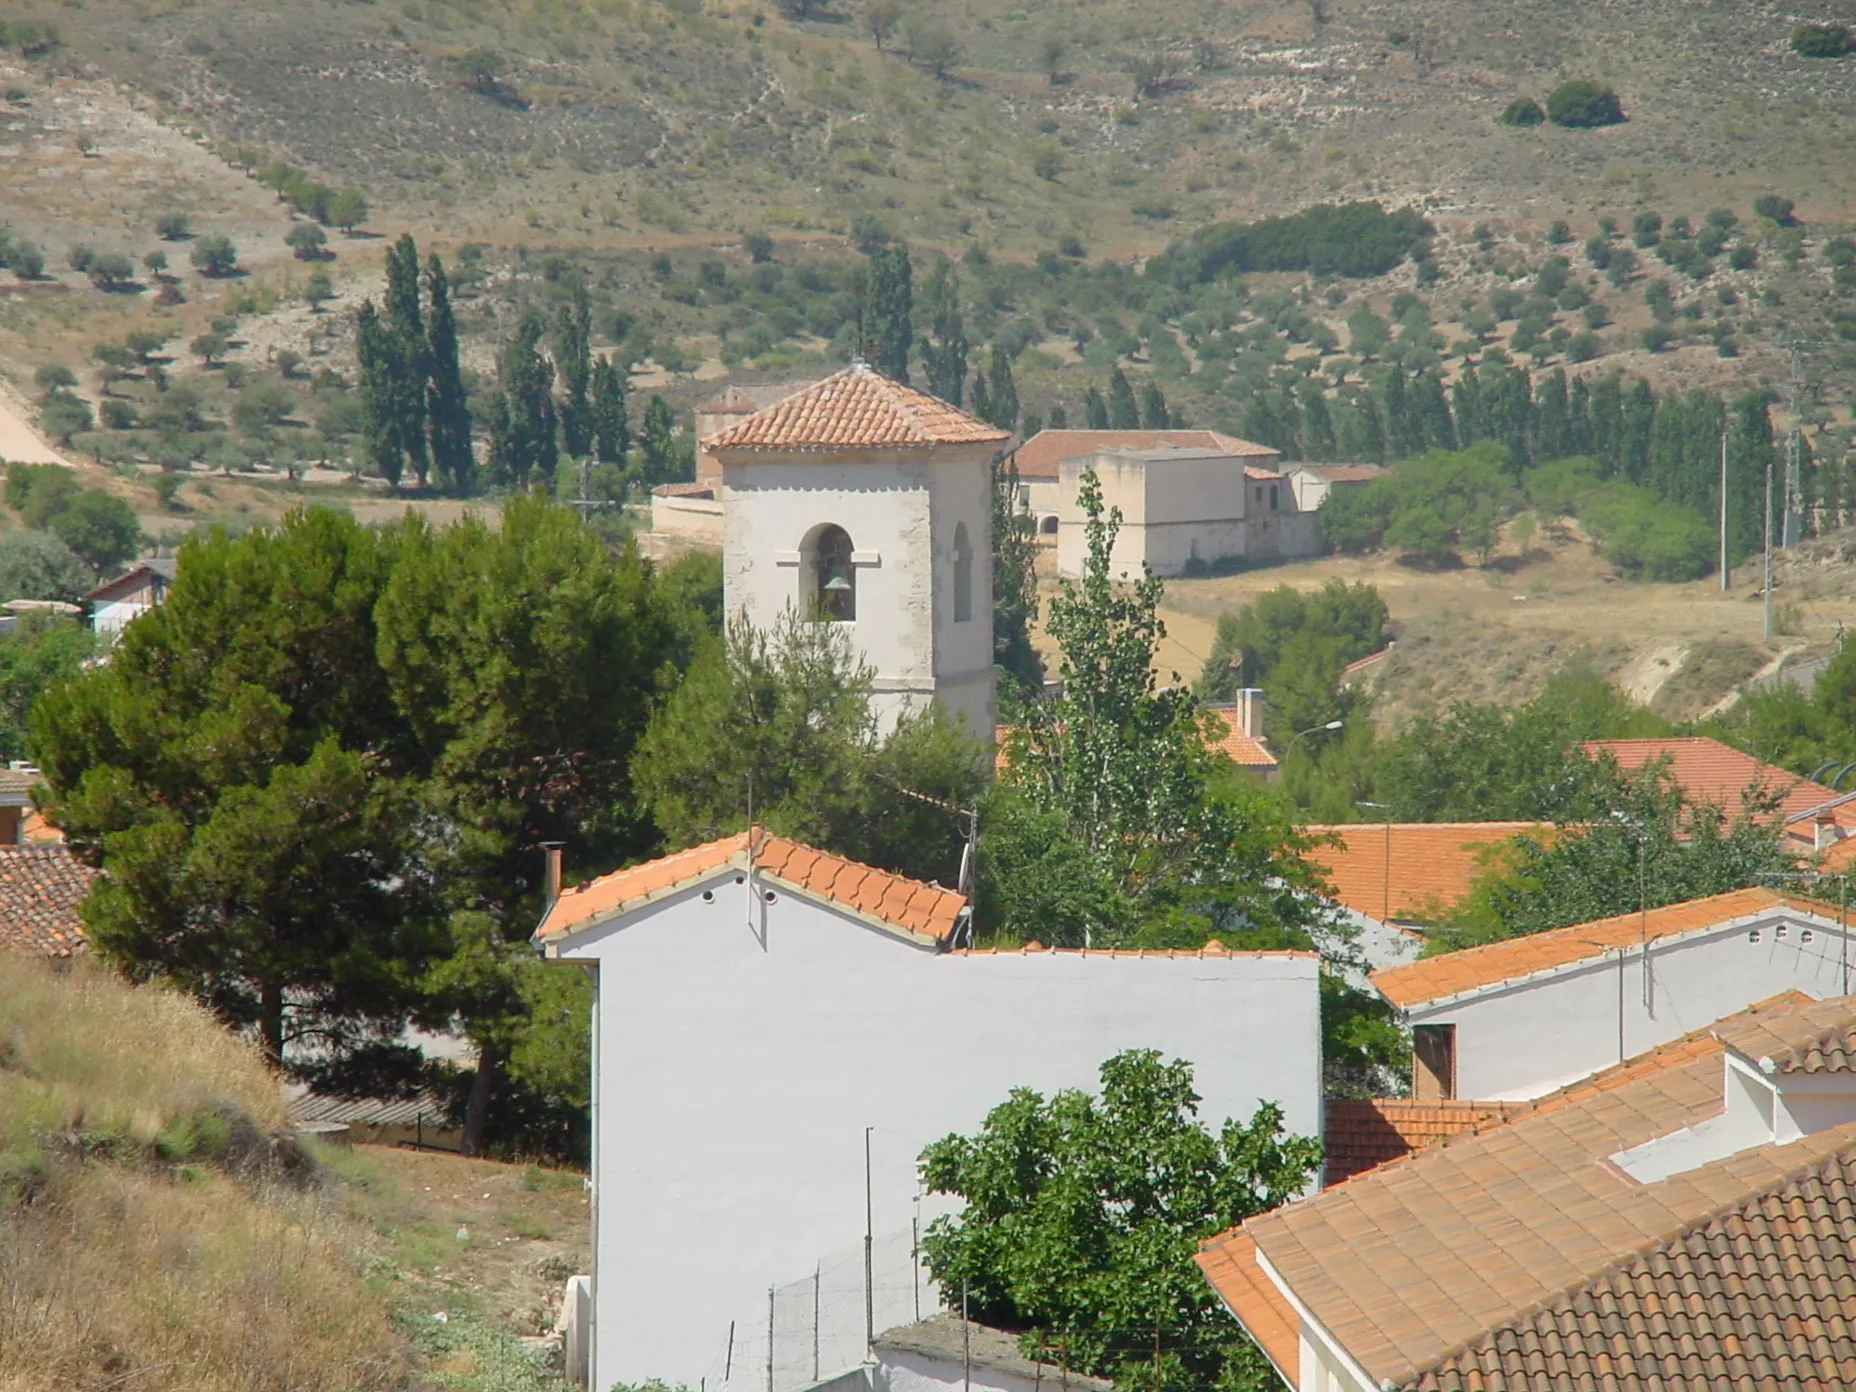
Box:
534, 830, 1324, 1392
82, 558, 175, 636
1056, 446, 1319, 581
1283, 463, 1385, 514
712, 365, 1007, 736
1371, 886, 1856, 1102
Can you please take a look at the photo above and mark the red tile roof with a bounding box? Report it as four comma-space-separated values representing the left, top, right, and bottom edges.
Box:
704, 364, 1009, 452
1008, 429, 1277, 481
1195, 1232, 1300, 1382
1294, 462, 1387, 483
1202, 992, 1856, 1391
1323, 1098, 1521, 1184
535, 829, 968, 947
1303, 822, 1549, 924
1587, 736, 1856, 832
1369, 886, 1836, 1009
949, 941, 1316, 961
1203, 707, 1277, 769
0, 845, 96, 957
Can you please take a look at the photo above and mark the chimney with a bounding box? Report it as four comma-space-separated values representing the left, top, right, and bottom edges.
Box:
1236, 688, 1267, 739
541, 841, 564, 908
1817, 813, 1837, 851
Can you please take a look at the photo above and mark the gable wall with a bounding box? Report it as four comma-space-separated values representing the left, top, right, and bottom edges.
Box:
556, 885, 1321, 1392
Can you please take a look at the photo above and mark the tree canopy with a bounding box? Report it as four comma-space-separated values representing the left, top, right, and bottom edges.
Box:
919, 1050, 1320, 1392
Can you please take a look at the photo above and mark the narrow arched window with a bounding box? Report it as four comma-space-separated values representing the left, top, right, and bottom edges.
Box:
952, 521, 973, 624
809, 524, 855, 622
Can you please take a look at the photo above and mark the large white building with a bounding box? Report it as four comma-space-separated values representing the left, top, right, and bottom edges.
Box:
534, 830, 1324, 1392
711, 364, 1007, 736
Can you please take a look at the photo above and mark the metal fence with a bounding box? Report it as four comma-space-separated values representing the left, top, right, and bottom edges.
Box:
701, 1225, 939, 1392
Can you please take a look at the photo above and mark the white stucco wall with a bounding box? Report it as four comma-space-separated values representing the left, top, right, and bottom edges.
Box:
1056, 453, 1249, 580
1408, 907, 1856, 1101
92, 596, 154, 635
551, 886, 1322, 1392
879, 1348, 1079, 1392
719, 445, 995, 737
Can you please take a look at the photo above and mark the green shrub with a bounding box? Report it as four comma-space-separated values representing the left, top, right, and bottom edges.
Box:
1497, 97, 1544, 127
1791, 23, 1853, 57
1632, 212, 1662, 247
1728, 242, 1758, 270
1545, 80, 1625, 128
1154, 201, 1434, 283
1753, 194, 1796, 225
1546, 220, 1572, 244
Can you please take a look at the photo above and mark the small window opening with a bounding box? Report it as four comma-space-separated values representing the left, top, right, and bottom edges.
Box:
1413, 1024, 1457, 1101
952, 521, 973, 624
808, 524, 856, 622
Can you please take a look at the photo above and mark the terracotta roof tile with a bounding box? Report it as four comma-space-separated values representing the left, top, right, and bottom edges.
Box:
1304, 822, 1550, 925
1324, 1099, 1522, 1184
1008, 429, 1278, 481
0, 844, 96, 957
534, 829, 968, 946
1369, 887, 1840, 1009
1588, 737, 1856, 832
1194, 1232, 1299, 1382
1201, 993, 1856, 1390
1204, 707, 1278, 768
705, 364, 1009, 451
949, 944, 1316, 960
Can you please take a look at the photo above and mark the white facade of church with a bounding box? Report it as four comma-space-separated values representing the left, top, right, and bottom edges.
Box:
712, 389, 998, 738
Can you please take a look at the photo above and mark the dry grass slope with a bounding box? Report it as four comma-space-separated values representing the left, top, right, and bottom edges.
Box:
0, 956, 412, 1392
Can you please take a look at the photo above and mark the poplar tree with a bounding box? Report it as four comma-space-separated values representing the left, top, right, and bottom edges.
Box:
982, 344, 1019, 432
862, 245, 913, 383
590, 355, 631, 465
491, 310, 556, 489
425, 254, 474, 496
555, 282, 594, 457
384, 234, 431, 486
1380, 368, 1414, 459
920, 258, 968, 405
1138, 380, 1168, 430
639, 394, 679, 485
1084, 386, 1109, 429
355, 300, 404, 487
1106, 368, 1139, 428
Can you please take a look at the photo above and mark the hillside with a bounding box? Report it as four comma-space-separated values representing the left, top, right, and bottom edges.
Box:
0, 953, 586, 1392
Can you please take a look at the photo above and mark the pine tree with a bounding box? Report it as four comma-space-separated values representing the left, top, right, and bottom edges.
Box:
425, 254, 474, 496
983, 344, 1019, 432
1240, 393, 1285, 454
920, 258, 967, 406
1084, 386, 1109, 429
970, 369, 991, 429
1048, 403, 1069, 429
1106, 368, 1139, 428
494, 310, 556, 488
384, 233, 431, 486
590, 355, 630, 465
863, 246, 913, 383
1139, 380, 1168, 429
1729, 392, 1777, 560
1482, 359, 1533, 471
355, 300, 403, 487
555, 282, 594, 457
1335, 389, 1385, 464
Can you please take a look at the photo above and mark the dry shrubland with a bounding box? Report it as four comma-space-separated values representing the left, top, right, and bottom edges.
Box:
0, 956, 412, 1392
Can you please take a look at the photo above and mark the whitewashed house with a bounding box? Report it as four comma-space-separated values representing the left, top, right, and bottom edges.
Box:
1199, 991, 1856, 1391
1009, 429, 1279, 539
84, 558, 175, 636
533, 830, 1323, 1392
1371, 886, 1856, 1102
1055, 445, 1318, 580
712, 364, 1007, 736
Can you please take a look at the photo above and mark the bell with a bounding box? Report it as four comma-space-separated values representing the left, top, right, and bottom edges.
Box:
824, 574, 852, 593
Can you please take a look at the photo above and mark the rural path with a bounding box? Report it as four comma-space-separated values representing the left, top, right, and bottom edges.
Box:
0, 389, 68, 466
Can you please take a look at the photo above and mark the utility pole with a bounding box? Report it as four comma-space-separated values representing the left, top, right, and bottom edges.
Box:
1764, 445, 1774, 641
1780, 340, 1834, 547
